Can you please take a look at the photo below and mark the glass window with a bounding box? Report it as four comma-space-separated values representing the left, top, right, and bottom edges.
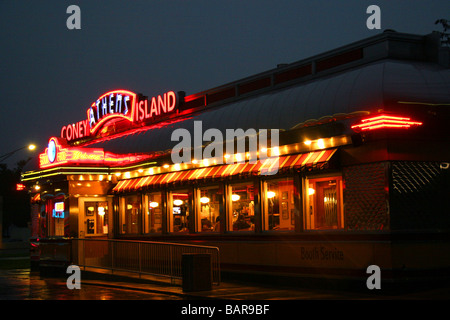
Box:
198, 186, 222, 232
143, 192, 163, 234
169, 190, 192, 233
46, 197, 66, 237
119, 195, 141, 234
228, 182, 255, 232
304, 176, 344, 230
263, 177, 295, 231
85, 201, 109, 235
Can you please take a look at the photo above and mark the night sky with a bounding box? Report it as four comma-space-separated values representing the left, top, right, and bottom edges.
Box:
1, 0, 449, 169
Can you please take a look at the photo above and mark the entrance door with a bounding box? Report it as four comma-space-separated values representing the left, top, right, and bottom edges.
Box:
315, 181, 338, 229
305, 176, 343, 230
79, 197, 111, 237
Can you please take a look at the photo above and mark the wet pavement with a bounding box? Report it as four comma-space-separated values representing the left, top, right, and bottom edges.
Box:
1, 266, 450, 301
2, 247, 449, 319
1, 260, 449, 319
2, 246, 450, 302
0, 268, 185, 300
78, 268, 450, 300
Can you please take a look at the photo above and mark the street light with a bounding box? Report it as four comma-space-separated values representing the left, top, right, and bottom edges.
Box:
0, 144, 37, 163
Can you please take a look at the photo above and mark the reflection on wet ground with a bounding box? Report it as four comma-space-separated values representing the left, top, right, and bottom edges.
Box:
0, 268, 184, 300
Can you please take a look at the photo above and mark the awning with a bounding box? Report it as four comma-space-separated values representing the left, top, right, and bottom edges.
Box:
267, 148, 337, 174
112, 148, 337, 193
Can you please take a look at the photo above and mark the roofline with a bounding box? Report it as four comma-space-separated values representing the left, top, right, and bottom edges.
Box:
180, 31, 447, 111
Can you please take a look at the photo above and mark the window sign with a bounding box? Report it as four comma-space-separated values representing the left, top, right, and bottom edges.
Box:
53, 201, 65, 219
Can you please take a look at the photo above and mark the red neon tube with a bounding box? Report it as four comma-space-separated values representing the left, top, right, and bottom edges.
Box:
351, 114, 422, 131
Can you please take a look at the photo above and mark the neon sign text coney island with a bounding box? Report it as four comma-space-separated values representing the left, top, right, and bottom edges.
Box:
60, 89, 178, 142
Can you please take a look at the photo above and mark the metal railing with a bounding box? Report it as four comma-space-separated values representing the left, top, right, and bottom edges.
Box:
71, 238, 221, 285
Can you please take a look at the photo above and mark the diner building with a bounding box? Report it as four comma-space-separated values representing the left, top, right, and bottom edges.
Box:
23, 30, 450, 285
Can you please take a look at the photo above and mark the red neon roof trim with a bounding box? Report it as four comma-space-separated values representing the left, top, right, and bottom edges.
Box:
351, 114, 422, 131
39, 137, 154, 169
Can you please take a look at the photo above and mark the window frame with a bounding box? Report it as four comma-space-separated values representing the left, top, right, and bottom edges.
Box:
143, 191, 164, 235
118, 193, 142, 235
167, 188, 193, 234
226, 180, 256, 233
261, 176, 296, 232
303, 174, 344, 230
195, 185, 223, 233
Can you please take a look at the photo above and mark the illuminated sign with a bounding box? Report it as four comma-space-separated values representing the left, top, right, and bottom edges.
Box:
39, 137, 154, 168
16, 183, 26, 191
88, 90, 137, 134
53, 201, 65, 219
351, 114, 423, 131
61, 89, 179, 142
47, 138, 57, 163
135, 90, 178, 122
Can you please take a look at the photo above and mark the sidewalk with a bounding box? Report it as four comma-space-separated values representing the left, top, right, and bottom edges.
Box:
79, 267, 450, 300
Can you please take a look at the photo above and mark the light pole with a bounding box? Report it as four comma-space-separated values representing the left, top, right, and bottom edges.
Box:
0, 144, 37, 163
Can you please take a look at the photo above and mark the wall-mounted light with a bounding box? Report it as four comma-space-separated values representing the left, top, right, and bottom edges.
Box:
200, 197, 210, 204
173, 199, 183, 206
317, 139, 325, 149
149, 201, 159, 208
267, 191, 276, 199
271, 147, 280, 156
231, 194, 240, 201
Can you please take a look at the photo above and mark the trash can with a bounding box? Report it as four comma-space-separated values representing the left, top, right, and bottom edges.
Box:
182, 253, 212, 292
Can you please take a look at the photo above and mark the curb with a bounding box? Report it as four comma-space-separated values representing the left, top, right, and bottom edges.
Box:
79, 270, 222, 300
81, 280, 219, 300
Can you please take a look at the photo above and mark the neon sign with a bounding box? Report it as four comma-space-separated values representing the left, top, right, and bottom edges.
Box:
135, 90, 177, 122
351, 114, 423, 131
53, 202, 65, 218
61, 89, 179, 142
39, 137, 154, 168
88, 90, 137, 134
52, 202, 64, 219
